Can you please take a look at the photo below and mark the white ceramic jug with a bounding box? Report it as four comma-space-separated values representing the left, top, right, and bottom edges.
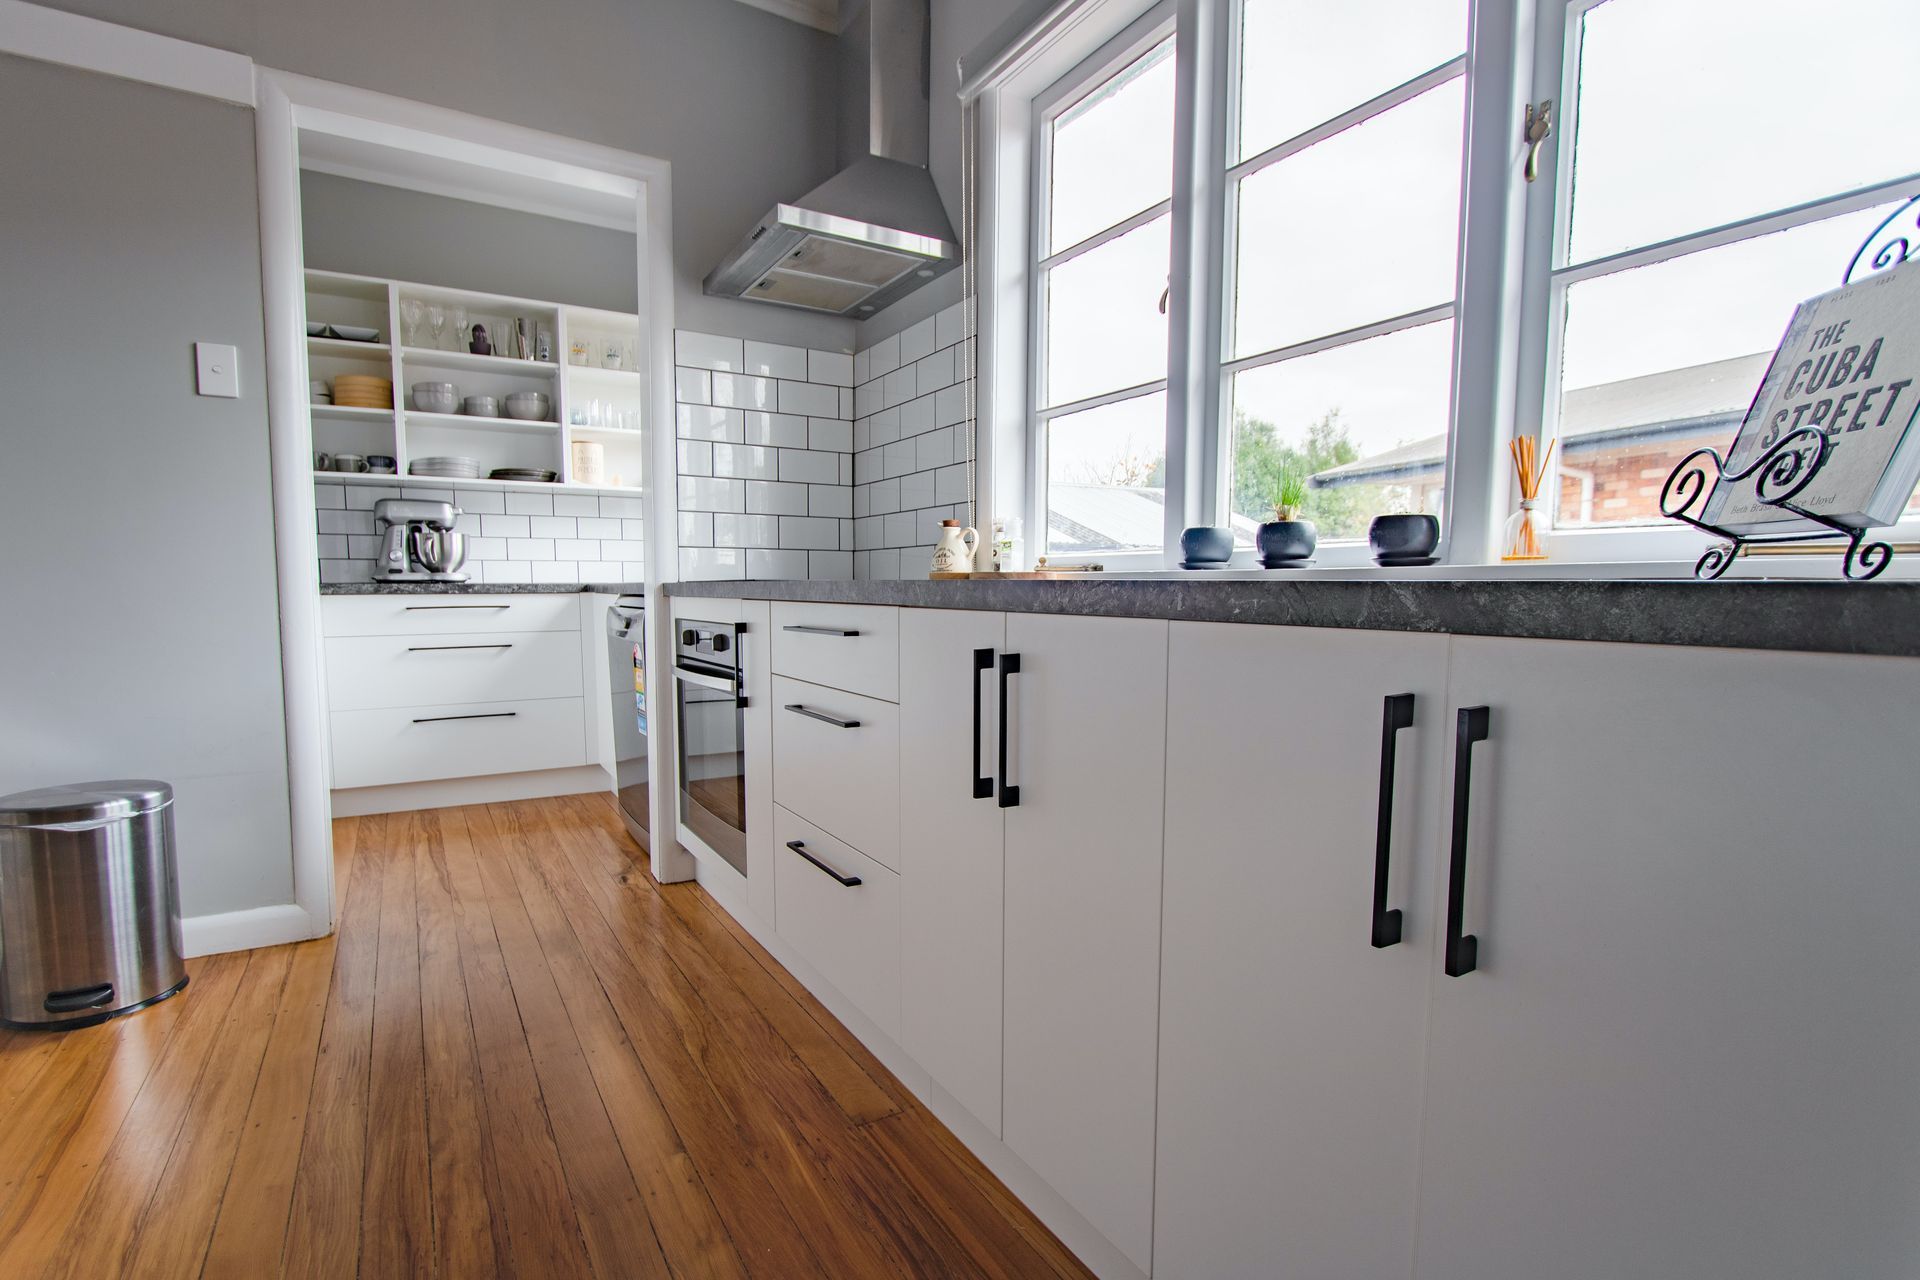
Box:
930, 520, 979, 574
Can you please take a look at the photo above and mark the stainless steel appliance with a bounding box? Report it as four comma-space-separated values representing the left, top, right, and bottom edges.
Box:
673, 620, 747, 876
605, 596, 649, 851
0, 780, 188, 1030
372, 497, 468, 581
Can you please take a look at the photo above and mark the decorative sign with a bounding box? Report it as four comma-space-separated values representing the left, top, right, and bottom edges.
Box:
1703, 258, 1920, 534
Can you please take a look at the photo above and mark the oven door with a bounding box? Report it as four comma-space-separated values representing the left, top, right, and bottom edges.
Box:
605, 598, 648, 850
674, 662, 747, 876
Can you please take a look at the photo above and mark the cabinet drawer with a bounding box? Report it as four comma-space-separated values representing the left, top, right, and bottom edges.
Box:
326, 631, 582, 711
322, 593, 580, 637
771, 603, 898, 702
774, 805, 900, 1042
330, 697, 586, 789
771, 674, 899, 871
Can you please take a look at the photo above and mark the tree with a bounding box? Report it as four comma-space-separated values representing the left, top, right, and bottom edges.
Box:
1230, 409, 1367, 537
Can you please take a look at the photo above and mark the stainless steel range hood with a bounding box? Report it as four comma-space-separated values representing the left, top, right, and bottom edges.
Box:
704, 0, 959, 316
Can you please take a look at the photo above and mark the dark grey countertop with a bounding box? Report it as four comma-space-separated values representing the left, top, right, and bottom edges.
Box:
664, 575, 1920, 658
320, 582, 644, 596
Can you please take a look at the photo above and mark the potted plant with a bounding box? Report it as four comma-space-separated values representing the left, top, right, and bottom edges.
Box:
1257, 471, 1317, 566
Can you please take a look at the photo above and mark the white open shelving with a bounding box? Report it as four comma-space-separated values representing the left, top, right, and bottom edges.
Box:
302, 268, 646, 493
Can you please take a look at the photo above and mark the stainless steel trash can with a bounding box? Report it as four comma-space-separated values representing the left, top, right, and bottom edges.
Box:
0, 780, 188, 1030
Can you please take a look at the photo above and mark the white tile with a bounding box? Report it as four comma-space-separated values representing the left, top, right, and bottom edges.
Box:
778, 380, 840, 417
578, 516, 621, 539
838, 453, 853, 487
318, 560, 375, 585
578, 562, 625, 581
600, 538, 649, 560
622, 518, 647, 539
809, 484, 852, 518
882, 439, 916, 479
854, 379, 883, 418
681, 475, 745, 512
885, 511, 919, 547
505, 492, 554, 516
864, 405, 897, 446
745, 479, 810, 516
900, 393, 935, 435
840, 387, 854, 418
713, 513, 780, 548
530, 515, 575, 538
917, 346, 955, 396
854, 515, 880, 550
532, 561, 579, 584
598, 495, 645, 518
899, 468, 936, 510
478, 513, 528, 538
956, 337, 975, 379
780, 515, 841, 550
712, 443, 778, 481
936, 300, 967, 352
344, 485, 384, 511
744, 411, 809, 448
314, 485, 345, 510
853, 347, 870, 386
853, 416, 871, 452
553, 492, 600, 517
868, 476, 899, 514
841, 518, 855, 550
678, 439, 714, 476
744, 341, 807, 380
508, 537, 555, 560
853, 485, 870, 518
454, 513, 482, 535
402, 486, 454, 502
808, 417, 852, 452
916, 427, 952, 471
678, 404, 744, 442
679, 547, 745, 581
556, 538, 599, 561
779, 448, 839, 484
467, 536, 506, 560
853, 449, 879, 486
675, 366, 711, 405
918, 507, 954, 544
712, 372, 776, 410
867, 547, 902, 580
347, 533, 385, 558
867, 333, 900, 378
622, 560, 648, 580
809, 550, 853, 580
319, 509, 377, 536
316, 534, 348, 558
808, 349, 853, 386
678, 512, 713, 546
883, 366, 917, 409
937, 462, 970, 505
936, 382, 969, 427
746, 548, 808, 579
900, 315, 937, 364
675, 331, 743, 371
482, 559, 533, 584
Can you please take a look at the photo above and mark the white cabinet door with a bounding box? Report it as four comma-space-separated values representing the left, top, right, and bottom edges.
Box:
900, 608, 1006, 1134
1155, 623, 1450, 1280
1001, 613, 1169, 1275
1416, 638, 1920, 1280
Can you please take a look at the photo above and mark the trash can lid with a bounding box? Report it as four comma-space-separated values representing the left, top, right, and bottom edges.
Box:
0, 780, 174, 828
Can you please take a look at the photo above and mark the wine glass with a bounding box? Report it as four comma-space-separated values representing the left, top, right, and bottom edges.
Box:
399, 298, 424, 348
451, 306, 469, 354
426, 304, 447, 351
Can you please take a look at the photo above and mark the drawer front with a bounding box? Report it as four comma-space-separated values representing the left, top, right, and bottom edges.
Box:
323, 593, 580, 637
326, 631, 582, 711
330, 697, 587, 789
771, 603, 899, 702
774, 805, 901, 1042
771, 675, 899, 871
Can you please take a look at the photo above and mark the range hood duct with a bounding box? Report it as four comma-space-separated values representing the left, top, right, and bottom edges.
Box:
704, 0, 960, 316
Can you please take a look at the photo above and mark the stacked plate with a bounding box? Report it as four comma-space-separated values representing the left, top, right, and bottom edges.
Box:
332, 374, 392, 409
490, 467, 558, 483
410, 456, 483, 479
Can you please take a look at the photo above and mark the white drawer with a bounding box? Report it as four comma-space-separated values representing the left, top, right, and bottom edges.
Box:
773, 805, 900, 1042
322, 593, 580, 637
771, 603, 898, 702
330, 697, 587, 789
771, 674, 898, 871
326, 631, 582, 711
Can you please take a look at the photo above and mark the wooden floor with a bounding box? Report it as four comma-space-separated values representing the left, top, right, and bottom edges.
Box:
0, 793, 1092, 1279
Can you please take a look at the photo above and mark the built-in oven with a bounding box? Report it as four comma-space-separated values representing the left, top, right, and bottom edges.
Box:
673, 619, 747, 876
604, 596, 649, 851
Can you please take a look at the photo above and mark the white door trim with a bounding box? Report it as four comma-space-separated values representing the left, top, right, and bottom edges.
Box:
0, 0, 254, 104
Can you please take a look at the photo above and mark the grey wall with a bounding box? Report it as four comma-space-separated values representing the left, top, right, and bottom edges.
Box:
0, 55, 293, 919
35, 0, 856, 350
301, 172, 639, 314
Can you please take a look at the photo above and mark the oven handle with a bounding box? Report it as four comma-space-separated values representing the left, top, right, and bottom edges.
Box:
674, 666, 738, 695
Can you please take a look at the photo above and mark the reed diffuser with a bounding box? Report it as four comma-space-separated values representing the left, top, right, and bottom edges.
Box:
1502, 435, 1555, 562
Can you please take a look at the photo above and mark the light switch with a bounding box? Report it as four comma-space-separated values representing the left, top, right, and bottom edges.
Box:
195, 342, 240, 398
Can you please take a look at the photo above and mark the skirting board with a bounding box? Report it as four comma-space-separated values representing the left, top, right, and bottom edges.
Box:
179, 902, 318, 958
331, 764, 613, 817
690, 860, 1146, 1280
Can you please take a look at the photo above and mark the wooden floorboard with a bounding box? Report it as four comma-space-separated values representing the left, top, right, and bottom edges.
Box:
0, 793, 1094, 1279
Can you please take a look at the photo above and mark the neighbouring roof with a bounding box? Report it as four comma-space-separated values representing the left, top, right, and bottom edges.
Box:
1047, 485, 1260, 555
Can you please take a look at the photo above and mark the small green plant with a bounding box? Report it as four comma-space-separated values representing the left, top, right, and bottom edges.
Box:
1271, 470, 1308, 523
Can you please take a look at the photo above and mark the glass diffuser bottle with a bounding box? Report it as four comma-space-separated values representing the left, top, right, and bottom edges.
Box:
1502, 435, 1555, 562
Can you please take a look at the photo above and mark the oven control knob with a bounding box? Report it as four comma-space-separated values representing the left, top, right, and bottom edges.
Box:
681, 629, 698, 647
711, 633, 730, 653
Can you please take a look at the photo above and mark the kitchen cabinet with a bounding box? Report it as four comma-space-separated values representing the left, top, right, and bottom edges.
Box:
773, 804, 901, 1041
1000, 613, 1169, 1276
1154, 623, 1451, 1280
899, 607, 1006, 1136
1414, 637, 1920, 1280
771, 674, 900, 870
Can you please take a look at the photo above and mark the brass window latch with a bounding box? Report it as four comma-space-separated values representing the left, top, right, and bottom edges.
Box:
1524, 99, 1554, 183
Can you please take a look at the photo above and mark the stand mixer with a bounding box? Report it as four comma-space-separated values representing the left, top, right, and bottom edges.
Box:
371, 498, 468, 581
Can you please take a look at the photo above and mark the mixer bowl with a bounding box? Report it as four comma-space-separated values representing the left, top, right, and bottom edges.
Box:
411, 526, 467, 575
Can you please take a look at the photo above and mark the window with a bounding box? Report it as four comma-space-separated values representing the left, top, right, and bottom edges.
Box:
1033, 26, 1176, 558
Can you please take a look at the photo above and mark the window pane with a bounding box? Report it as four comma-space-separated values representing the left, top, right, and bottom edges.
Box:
1237, 0, 1466, 161
1567, 0, 1920, 263
1045, 213, 1171, 407
1232, 79, 1464, 359
1046, 392, 1169, 555
1553, 202, 1900, 528
1049, 39, 1176, 254
1229, 320, 1454, 542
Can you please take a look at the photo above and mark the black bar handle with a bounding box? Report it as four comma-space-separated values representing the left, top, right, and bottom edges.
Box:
412, 711, 519, 724
997, 653, 1021, 808
784, 703, 860, 729
971, 648, 994, 800
406, 643, 513, 651
786, 839, 861, 886
1372, 693, 1416, 948
1445, 706, 1490, 977
404, 603, 510, 610
782, 624, 862, 637
44, 982, 114, 1013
